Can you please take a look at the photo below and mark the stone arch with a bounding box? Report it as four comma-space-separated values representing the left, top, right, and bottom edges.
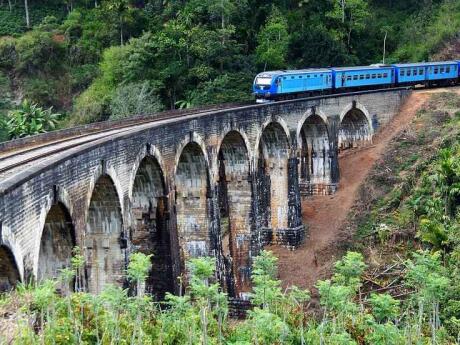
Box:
37, 202, 75, 290
84, 164, 125, 226
298, 112, 332, 195
296, 108, 329, 148
254, 117, 291, 164
217, 130, 252, 298
85, 174, 125, 294
175, 141, 211, 260
256, 121, 290, 235
174, 132, 211, 182
0, 244, 20, 292
128, 144, 168, 202
215, 128, 253, 180
339, 102, 372, 150
131, 154, 173, 299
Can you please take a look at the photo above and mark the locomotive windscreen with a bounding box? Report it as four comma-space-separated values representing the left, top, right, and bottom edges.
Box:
256, 77, 272, 85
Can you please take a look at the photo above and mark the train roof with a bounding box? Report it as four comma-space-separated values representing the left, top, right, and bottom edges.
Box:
330, 65, 392, 71
392, 61, 458, 67
257, 68, 331, 77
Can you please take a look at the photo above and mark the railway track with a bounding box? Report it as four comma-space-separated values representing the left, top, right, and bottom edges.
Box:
0, 85, 423, 179
0, 102, 250, 177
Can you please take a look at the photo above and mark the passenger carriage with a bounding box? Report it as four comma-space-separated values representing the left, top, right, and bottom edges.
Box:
392, 63, 427, 86
330, 65, 395, 90
423, 61, 458, 86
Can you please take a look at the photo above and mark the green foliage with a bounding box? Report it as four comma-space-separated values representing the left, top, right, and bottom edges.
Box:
3, 245, 460, 343
332, 251, 367, 290
110, 81, 163, 120
369, 293, 400, 323
4, 99, 60, 139
327, 0, 370, 51
393, 0, 460, 61
127, 252, 153, 287
255, 6, 290, 70
250, 250, 282, 310
15, 30, 66, 75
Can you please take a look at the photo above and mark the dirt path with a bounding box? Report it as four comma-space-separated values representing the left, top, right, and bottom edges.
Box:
269, 87, 460, 290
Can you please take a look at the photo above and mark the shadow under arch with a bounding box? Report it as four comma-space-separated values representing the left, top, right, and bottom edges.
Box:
298, 113, 333, 195
256, 121, 290, 236
131, 154, 174, 300
216, 130, 252, 298
175, 141, 212, 260
85, 174, 125, 294
37, 202, 75, 291
339, 103, 372, 150
0, 244, 20, 292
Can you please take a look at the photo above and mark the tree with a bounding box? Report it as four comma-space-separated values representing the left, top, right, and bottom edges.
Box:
327, 0, 369, 51
105, 0, 130, 45
24, 0, 30, 28
255, 6, 290, 70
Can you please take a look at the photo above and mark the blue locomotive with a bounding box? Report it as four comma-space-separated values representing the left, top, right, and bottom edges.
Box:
253, 60, 460, 102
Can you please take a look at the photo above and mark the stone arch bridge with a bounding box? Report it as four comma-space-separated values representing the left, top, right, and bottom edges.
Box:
0, 89, 409, 299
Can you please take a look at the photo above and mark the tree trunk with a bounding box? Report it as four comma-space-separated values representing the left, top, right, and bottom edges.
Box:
8, 0, 12, 11
24, 0, 30, 28
120, 15, 124, 45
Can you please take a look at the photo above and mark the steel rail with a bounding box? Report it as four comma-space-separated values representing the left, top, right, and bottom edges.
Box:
0, 103, 248, 176
0, 86, 418, 177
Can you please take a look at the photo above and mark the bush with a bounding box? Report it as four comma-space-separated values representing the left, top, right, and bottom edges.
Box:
5, 99, 60, 139
15, 30, 66, 75
22, 77, 60, 107
71, 79, 112, 124
0, 36, 17, 69
109, 82, 163, 120
188, 73, 254, 106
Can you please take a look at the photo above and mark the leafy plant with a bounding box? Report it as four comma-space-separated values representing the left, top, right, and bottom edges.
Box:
5, 99, 60, 139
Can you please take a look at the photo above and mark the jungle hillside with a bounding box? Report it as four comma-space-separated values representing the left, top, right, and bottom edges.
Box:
0, 0, 459, 140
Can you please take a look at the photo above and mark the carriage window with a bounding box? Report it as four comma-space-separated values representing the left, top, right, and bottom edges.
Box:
320, 74, 323, 77
307, 75, 310, 78
366, 74, 370, 79
377, 74, 382, 78
371, 74, 376, 79
407, 70, 411, 76
413, 69, 417, 75
347, 76, 352, 81
359, 75, 364, 79
434, 68, 439, 74
353, 75, 358, 80
446, 67, 450, 73
283, 77, 286, 79
400, 70, 405, 76
383, 73, 388, 78
299, 76, 302, 78
419, 69, 424, 75
440, 67, 445, 73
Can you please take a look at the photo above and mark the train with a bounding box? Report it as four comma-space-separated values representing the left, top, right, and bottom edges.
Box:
253, 60, 460, 102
